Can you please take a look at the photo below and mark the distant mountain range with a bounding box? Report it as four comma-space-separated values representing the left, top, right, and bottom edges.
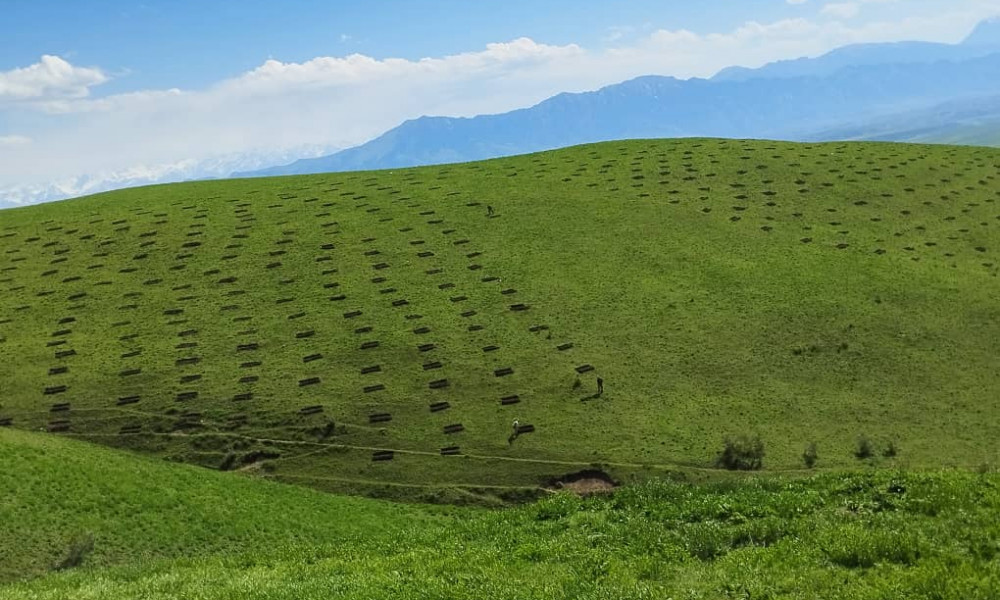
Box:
239, 18, 1000, 179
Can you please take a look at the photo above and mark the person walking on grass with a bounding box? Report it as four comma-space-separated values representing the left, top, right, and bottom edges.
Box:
487, 205, 495, 217
597, 377, 604, 396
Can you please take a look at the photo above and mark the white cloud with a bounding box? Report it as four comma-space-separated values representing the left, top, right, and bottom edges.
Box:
0, 55, 107, 103
0, 135, 31, 146
4, 1, 1000, 201
822, 2, 862, 19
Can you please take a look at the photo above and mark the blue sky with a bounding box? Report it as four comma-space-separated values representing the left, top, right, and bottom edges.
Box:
2, 1, 798, 87
2, 0, 999, 203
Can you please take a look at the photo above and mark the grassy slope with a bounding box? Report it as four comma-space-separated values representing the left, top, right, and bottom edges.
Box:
0, 139, 999, 498
2, 429, 1000, 599
0, 428, 445, 583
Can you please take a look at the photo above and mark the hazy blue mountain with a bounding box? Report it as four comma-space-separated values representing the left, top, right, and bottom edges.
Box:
715, 18, 1000, 82
240, 19, 1000, 179
712, 42, 999, 82
964, 17, 1000, 46
807, 94, 1000, 146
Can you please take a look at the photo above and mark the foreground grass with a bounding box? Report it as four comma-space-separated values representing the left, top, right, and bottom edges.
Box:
3, 430, 999, 598
0, 428, 447, 583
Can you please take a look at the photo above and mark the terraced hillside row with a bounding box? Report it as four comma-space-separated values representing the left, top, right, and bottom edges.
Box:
1, 139, 998, 496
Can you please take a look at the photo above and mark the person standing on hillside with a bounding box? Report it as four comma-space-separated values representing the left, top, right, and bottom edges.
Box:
487, 205, 495, 217
597, 377, 604, 396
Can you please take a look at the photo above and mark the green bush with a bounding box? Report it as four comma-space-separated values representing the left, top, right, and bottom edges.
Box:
716, 434, 765, 471
855, 435, 875, 460
803, 442, 819, 469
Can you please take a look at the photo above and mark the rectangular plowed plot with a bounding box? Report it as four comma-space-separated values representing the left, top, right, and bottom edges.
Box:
425, 268, 443, 275
50, 402, 70, 411
440, 446, 461, 456
428, 379, 449, 389
240, 361, 261, 369
468, 325, 484, 332
344, 310, 362, 319
363, 384, 386, 393
443, 423, 464, 434
530, 323, 549, 332
296, 331, 315, 339
303, 353, 323, 363
575, 364, 595, 374
482, 345, 499, 353
422, 361, 442, 371
330, 294, 347, 301
509, 304, 530, 312
360, 341, 379, 350
418, 343, 436, 353
233, 393, 253, 402
179, 374, 202, 384
516, 424, 536, 434
299, 377, 321, 387
461, 310, 477, 318
176, 391, 198, 402
557, 343, 574, 351
501, 395, 520, 406
391, 299, 409, 307
239, 376, 259, 384
44, 385, 68, 395
450, 296, 467, 303
116, 396, 140, 406
0, 418, 12, 427
175, 357, 201, 366
354, 326, 373, 334
47, 422, 70, 433
48, 366, 68, 375
494, 368, 514, 377
299, 405, 324, 415
368, 413, 392, 424
430, 401, 450, 413
372, 451, 394, 462
237, 343, 259, 352
119, 425, 141, 434
413, 327, 431, 335
372, 263, 389, 270
361, 365, 381, 374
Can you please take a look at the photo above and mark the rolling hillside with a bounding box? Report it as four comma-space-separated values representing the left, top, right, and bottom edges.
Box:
1, 139, 999, 500
3, 427, 1000, 598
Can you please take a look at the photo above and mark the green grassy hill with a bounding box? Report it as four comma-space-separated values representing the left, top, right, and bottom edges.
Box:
1, 139, 998, 499
3, 428, 999, 598
0, 427, 442, 582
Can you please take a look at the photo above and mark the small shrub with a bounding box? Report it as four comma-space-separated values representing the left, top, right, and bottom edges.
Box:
855, 435, 874, 460
716, 434, 765, 471
219, 452, 237, 471
54, 534, 94, 571
803, 442, 819, 469
883, 441, 898, 458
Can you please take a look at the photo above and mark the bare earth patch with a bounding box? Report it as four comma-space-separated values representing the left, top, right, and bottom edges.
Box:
548, 470, 618, 495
